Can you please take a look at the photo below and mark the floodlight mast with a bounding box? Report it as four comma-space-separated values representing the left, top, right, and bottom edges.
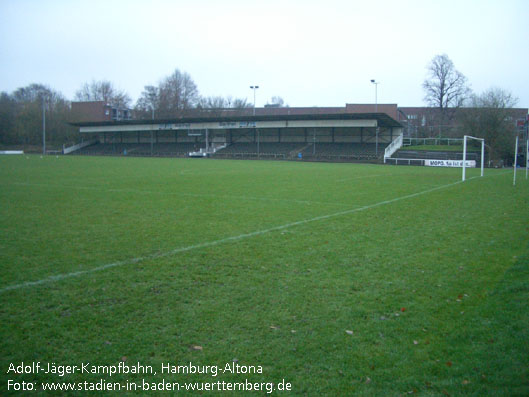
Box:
370, 80, 380, 155
250, 85, 259, 156
250, 85, 259, 116
370, 80, 379, 112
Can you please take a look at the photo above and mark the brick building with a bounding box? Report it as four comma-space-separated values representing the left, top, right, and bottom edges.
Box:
71, 101, 132, 122
398, 106, 528, 138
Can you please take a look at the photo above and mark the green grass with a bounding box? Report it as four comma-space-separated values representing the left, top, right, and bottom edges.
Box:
1, 155, 528, 395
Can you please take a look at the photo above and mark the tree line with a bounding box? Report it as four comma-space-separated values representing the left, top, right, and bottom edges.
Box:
0, 84, 74, 147
0, 69, 266, 148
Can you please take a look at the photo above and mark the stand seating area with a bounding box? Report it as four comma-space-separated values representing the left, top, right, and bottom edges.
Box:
76, 143, 199, 156
302, 143, 377, 157
71, 142, 385, 162
215, 143, 302, 155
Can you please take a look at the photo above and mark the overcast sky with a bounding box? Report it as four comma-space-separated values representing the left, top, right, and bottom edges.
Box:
1, 0, 528, 108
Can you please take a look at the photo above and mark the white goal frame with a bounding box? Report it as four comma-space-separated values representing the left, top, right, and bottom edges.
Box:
462, 135, 485, 181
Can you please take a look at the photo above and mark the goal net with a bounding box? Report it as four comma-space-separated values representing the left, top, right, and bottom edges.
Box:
462, 135, 485, 181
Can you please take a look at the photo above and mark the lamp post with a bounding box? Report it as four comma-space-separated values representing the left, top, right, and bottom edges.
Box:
370, 79, 380, 156
370, 79, 379, 112
250, 85, 259, 157
250, 85, 259, 116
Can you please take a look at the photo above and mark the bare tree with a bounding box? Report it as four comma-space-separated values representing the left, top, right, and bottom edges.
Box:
423, 54, 470, 109
194, 95, 252, 117
265, 96, 287, 107
135, 85, 159, 119
422, 54, 471, 136
157, 69, 199, 118
197, 95, 252, 110
3, 84, 74, 145
0, 92, 17, 144
459, 87, 518, 163
197, 96, 230, 109
13, 83, 62, 105
75, 80, 131, 108
231, 98, 252, 109
135, 69, 253, 120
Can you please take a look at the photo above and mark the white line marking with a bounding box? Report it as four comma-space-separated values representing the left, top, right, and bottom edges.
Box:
1, 178, 473, 293
12, 182, 350, 207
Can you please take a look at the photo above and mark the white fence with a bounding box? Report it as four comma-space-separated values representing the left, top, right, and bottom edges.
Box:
385, 158, 476, 167
0, 150, 24, 155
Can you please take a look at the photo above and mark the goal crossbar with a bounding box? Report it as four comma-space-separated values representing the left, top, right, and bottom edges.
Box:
462, 135, 485, 181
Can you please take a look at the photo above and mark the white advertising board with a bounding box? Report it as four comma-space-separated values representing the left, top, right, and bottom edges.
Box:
0, 151, 24, 155
424, 159, 476, 168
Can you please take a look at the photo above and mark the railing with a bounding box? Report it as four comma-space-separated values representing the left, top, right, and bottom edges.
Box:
213, 152, 287, 160
63, 139, 98, 154
396, 151, 478, 161
189, 143, 228, 157
384, 133, 403, 163
402, 137, 464, 146
213, 152, 379, 162
77, 151, 190, 157
385, 158, 425, 166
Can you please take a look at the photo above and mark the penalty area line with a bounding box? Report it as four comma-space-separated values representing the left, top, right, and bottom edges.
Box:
0, 177, 479, 293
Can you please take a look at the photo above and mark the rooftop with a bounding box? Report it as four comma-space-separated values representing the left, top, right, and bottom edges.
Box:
71, 111, 403, 129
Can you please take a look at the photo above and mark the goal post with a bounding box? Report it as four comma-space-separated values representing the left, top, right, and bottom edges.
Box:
513, 136, 519, 186
462, 135, 485, 182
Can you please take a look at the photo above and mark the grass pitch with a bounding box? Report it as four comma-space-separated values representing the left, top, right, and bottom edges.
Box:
1, 155, 528, 395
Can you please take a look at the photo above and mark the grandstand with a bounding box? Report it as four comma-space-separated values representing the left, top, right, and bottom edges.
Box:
69, 113, 402, 163
69, 112, 490, 166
